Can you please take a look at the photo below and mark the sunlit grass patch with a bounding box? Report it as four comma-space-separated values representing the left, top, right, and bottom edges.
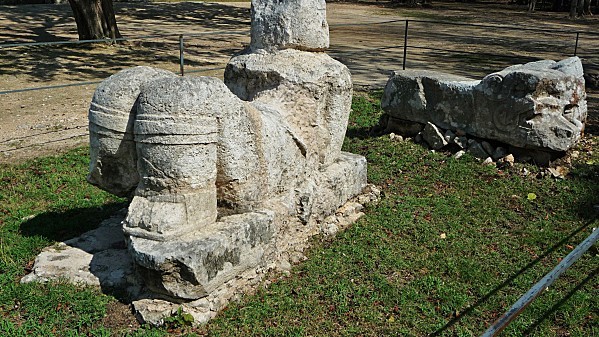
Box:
0, 94, 597, 336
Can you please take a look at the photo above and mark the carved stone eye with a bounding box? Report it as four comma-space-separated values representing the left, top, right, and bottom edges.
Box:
485, 74, 503, 90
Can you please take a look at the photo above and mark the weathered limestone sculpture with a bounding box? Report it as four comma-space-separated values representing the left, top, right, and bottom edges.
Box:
23, 0, 374, 325
379, 57, 587, 153
250, 0, 329, 51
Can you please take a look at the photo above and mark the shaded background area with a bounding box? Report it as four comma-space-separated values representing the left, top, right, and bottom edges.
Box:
0, 1, 597, 162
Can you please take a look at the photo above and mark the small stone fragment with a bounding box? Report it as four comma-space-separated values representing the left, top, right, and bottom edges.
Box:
278, 258, 292, 271
322, 223, 339, 236
453, 150, 466, 159
290, 251, 307, 264
492, 146, 507, 161
454, 136, 468, 149
132, 299, 178, 326
422, 122, 448, 150
548, 166, 568, 179
481, 141, 494, 156
444, 129, 455, 143
482, 157, 495, 166
467, 141, 489, 159
389, 132, 404, 142
500, 154, 515, 167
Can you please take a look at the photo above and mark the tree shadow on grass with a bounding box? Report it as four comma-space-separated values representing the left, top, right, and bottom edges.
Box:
429, 162, 599, 336
429, 219, 598, 336
522, 266, 598, 336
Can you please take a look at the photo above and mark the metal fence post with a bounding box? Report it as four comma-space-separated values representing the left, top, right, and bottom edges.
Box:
403, 20, 409, 70
574, 32, 579, 56
179, 34, 185, 76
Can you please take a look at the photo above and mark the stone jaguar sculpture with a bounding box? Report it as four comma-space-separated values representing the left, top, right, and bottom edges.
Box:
87, 0, 367, 306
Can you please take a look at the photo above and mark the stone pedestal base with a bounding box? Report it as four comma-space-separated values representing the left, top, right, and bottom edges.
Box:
21, 153, 377, 326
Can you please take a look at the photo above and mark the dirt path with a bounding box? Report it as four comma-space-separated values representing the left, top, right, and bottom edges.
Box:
0, 1, 597, 163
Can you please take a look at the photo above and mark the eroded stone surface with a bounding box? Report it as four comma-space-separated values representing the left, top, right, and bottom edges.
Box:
132, 186, 379, 326
250, 0, 329, 52
123, 77, 225, 241
225, 49, 353, 167
88, 66, 175, 197
381, 57, 587, 152
129, 211, 275, 300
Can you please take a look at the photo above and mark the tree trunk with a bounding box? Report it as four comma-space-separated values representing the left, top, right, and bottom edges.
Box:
68, 0, 121, 41
552, 0, 563, 12
577, 0, 585, 15
528, 0, 537, 12
570, 0, 579, 17
583, 0, 592, 15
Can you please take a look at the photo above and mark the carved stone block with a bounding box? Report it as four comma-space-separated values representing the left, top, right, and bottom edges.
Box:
250, 0, 329, 51
381, 57, 587, 152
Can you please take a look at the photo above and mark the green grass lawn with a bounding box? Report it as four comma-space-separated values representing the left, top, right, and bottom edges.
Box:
0, 93, 597, 336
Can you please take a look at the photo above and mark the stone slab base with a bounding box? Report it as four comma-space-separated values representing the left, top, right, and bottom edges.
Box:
21, 184, 380, 327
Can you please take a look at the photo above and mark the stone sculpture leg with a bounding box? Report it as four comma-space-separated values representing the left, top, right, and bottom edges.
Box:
88, 66, 174, 197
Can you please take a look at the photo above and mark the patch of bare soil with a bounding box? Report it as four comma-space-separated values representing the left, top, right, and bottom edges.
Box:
0, 1, 597, 163
98, 301, 140, 333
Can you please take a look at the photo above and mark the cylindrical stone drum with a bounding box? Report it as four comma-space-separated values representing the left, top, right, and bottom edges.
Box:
123, 77, 223, 241
88, 66, 174, 197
